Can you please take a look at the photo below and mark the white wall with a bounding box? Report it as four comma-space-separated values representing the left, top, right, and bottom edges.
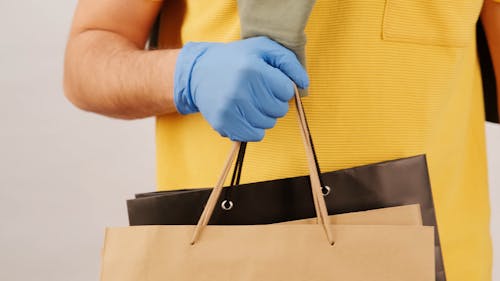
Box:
488, 122, 500, 281
0, 1, 155, 280
0, 1, 498, 281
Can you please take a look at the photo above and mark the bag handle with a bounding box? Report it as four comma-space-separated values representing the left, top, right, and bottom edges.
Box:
223, 102, 330, 206
222, 123, 330, 209
190, 86, 334, 245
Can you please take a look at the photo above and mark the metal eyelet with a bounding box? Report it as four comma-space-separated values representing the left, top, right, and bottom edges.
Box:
322, 185, 331, 196
221, 200, 234, 211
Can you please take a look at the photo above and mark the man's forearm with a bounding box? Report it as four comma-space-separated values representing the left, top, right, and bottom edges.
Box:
64, 29, 179, 119
481, 0, 500, 119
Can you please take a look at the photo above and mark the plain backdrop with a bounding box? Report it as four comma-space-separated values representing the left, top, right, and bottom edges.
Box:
0, 1, 498, 281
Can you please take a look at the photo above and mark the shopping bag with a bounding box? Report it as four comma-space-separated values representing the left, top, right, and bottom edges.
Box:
127, 155, 446, 281
101, 225, 434, 281
128, 113, 445, 281
128, 155, 437, 228
102, 93, 434, 280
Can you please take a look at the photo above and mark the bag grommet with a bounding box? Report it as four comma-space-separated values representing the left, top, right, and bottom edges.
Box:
322, 185, 331, 196
221, 200, 234, 211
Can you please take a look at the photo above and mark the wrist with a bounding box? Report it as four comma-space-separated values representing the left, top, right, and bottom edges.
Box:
173, 42, 214, 114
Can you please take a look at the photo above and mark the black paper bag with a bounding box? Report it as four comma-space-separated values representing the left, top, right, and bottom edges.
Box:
127, 155, 445, 281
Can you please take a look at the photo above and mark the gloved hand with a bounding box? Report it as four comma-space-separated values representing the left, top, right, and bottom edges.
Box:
173, 36, 309, 142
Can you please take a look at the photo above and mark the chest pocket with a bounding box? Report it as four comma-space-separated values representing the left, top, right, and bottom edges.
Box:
382, 0, 482, 47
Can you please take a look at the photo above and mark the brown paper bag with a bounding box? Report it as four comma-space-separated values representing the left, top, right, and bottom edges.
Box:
102, 224, 433, 281
101, 206, 428, 281
100, 93, 434, 281
102, 205, 425, 281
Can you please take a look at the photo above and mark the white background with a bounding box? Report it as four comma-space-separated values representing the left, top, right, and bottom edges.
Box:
0, 1, 498, 280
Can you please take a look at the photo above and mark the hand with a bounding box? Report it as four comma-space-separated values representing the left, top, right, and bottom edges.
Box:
173, 36, 309, 142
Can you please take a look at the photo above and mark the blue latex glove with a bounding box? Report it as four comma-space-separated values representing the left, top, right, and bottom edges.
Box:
174, 36, 309, 142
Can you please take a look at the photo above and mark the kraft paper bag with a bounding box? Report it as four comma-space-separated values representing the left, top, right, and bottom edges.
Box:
103, 190, 433, 281
101, 225, 434, 281
101, 205, 429, 281
101, 93, 434, 281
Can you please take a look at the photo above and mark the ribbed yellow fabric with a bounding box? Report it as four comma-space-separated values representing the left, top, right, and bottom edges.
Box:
155, 0, 492, 280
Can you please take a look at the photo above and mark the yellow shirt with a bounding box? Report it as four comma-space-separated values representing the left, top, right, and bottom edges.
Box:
155, 1, 492, 280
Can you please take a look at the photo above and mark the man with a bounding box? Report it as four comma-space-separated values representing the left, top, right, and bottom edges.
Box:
64, 0, 500, 280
